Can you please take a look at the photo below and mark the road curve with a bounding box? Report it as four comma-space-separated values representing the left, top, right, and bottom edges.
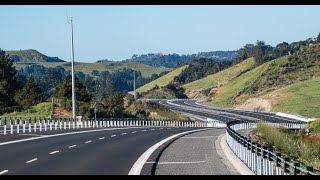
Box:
0, 126, 203, 175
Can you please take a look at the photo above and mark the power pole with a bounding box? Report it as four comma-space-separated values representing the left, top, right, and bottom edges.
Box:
69, 16, 76, 120
134, 71, 136, 100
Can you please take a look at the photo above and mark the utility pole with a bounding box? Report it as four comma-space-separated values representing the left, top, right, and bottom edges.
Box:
134, 71, 137, 100
69, 16, 76, 121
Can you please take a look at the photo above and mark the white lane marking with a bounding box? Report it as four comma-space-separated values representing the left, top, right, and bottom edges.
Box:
159, 128, 163, 130
0, 127, 144, 146
122, 133, 127, 135
181, 136, 215, 139
26, 158, 38, 164
49, 151, 59, 155
145, 161, 205, 164
132, 131, 137, 133
69, 145, 76, 148
128, 128, 210, 175
142, 130, 146, 132
99, 137, 105, 140
0, 170, 9, 175
111, 135, 116, 137
85, 141, 92, 144
151, 129, 155, 131
18, 134, 44, 137
167, 128, 171, 129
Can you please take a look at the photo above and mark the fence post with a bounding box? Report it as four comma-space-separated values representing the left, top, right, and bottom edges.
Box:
268, 148, 274, 175
257, 144, 262, 175
306, 166, 314, 175
4, 117, 7, 135
284, 157, 290, 175
294, 162, 300, 175
276, 153, 282, 175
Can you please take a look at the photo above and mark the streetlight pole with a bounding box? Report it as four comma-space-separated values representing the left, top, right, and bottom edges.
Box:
134, 71, 136, 100
70, 17, 76, 121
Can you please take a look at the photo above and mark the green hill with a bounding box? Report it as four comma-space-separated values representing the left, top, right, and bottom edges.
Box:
6, 49, 65, 62
136, 65, 188, 93
182, 57, 255, 98
13, 61, 171, 78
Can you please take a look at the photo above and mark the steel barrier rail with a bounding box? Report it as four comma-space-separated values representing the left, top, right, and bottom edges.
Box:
226, 120, 317, 175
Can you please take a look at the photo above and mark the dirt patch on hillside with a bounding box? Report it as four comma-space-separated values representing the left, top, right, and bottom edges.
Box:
235, 88, 290, 112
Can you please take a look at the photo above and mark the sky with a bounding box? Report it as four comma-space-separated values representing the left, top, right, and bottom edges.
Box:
0, 5, 320, 62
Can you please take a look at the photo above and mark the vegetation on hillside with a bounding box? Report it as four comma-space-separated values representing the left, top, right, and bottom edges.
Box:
125, 100, 188, 120
136, 65, 188, 93
171, 58, 232, 86
0, 102, 53, 119
124, 51, 237, 68
6, 49, 65, 62
252, 123, 320, 171
182, 57, 256, 97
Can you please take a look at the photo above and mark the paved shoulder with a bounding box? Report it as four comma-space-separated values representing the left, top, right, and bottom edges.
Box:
154, 129, 239, 175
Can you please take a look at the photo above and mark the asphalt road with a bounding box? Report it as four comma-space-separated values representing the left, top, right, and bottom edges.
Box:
0, 126, 202, 175
152, 99, 303, 123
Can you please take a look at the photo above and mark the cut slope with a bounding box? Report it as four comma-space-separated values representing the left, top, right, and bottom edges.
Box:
208, 59, 273, 107
136, 65, 189, 93
182, 57, 255, 97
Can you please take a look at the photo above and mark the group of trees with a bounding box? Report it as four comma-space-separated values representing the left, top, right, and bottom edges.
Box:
171, 58, 232, 86
233, 33, 320, 66
0, 49, 45, 113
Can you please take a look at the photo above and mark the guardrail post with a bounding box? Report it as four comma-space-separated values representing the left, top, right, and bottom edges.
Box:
16, 117, 20, 133
268, 148, 274, 175
55, 118, 58, 130
257, 144, 262, 175
247, 140, 252, 169
276, 153, 282, 175
10, 118, 13, 134
3, 117, 7, 135
34, 117, 37, 132
306, 166, 314, 175
294, 162, 300, 175
284, 157, 290, 175
23, 118, 26, 133
252, 142, 256, 173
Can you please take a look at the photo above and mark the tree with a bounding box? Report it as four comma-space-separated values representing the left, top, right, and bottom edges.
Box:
91, 70, 99, 76
105, 92, 125, 117
14, 76, 45, 109
55, 75, 92, 102
0, 49, 20, 111
317, 32, 320, 43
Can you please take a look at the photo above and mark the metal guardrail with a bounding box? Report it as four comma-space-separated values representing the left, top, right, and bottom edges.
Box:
226, 120, 317, 175
0, 117, 210, 135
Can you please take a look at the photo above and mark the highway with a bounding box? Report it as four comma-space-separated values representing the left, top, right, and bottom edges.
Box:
0, 126, 205, 175
151, 99, 303, 123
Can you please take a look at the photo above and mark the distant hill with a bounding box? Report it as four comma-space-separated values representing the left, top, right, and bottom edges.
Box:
123, 50, 238, 68
5, 49, 65, 62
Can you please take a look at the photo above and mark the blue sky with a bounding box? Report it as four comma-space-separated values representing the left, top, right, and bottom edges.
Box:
0, 5, 320, 62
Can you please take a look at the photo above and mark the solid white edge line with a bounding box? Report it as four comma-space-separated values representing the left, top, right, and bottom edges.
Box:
26, 158, 38, 164
128, 128, 210, 175
0, 170, 8, 175
49, 151, 59, 155
0, 127, 142, 146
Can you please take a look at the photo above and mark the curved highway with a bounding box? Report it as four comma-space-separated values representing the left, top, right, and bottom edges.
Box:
151, 99, 303, 123
0, 126, 204, 175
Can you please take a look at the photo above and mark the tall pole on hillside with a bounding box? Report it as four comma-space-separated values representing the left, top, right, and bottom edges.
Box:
134, 71, 136, 100
70, 16, 76, 120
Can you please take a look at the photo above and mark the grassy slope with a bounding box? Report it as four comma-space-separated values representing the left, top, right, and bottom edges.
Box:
209, 60, 272, 107
271, 76, 320, 118
136, 65, 189, 93
182, 57, 255, 92
13, 62, 171, 78
0, 102, 53, 120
